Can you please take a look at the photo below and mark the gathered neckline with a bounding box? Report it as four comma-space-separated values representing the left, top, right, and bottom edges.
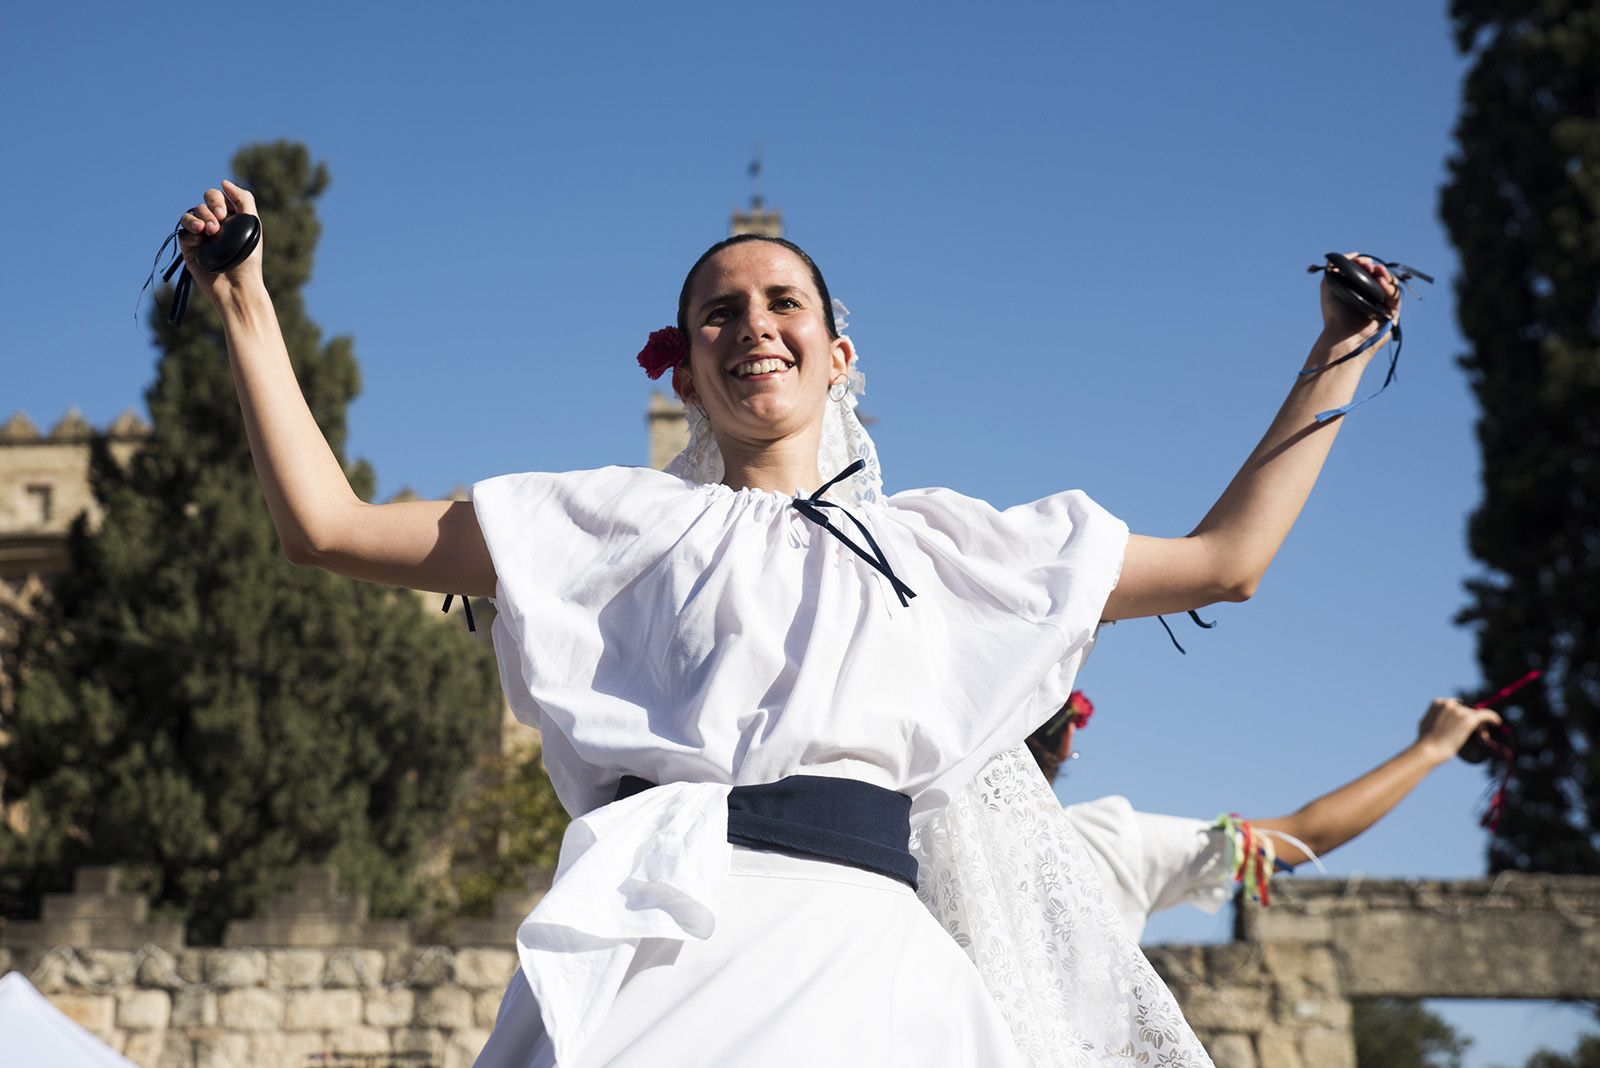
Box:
699, 480, 806, 502
658, 467, 887, 510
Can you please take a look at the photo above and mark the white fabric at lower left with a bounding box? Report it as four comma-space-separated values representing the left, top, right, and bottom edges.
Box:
475, 846, 1026, 1067
0, 972, 136, 1067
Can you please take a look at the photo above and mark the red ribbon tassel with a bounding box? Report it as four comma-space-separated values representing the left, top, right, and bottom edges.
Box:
1472, 669, 1541, 711
1472, 669, 1539, 833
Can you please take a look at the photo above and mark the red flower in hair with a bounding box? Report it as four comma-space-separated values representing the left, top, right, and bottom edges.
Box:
637, 326, 688, 380
1027, 689, 1096, 783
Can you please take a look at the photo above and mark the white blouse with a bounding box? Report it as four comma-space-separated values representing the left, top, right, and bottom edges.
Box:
472, 465, 1127, 1065
1061, 796, 1234, 941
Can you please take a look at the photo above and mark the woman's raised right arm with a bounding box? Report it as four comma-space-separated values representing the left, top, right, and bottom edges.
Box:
181, 181, 496, 598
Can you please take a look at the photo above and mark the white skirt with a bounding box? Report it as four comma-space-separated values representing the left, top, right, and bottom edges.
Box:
474, 846, 1026, 1067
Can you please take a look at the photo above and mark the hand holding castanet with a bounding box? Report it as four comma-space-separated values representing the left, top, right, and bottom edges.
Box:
159, 180, 263, 326
1300, 251, 1433, 422
1414, 697, 1502, 766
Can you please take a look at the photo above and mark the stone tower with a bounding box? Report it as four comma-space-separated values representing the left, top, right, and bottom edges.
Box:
648, 181, 786, 470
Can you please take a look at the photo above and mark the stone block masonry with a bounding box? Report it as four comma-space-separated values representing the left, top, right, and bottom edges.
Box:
9, 944, 518, 1068
1147, 873, 1600, 1068
4, 868, 1598, 1066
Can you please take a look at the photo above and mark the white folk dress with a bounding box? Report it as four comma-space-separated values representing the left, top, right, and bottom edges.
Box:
468, 464, 1149, 1066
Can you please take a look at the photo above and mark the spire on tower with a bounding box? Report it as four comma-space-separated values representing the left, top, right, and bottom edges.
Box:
731, 146, 783, 238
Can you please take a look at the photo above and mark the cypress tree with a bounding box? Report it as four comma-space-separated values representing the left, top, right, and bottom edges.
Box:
0, 141, 500, 940
1440, 2, 1600, 873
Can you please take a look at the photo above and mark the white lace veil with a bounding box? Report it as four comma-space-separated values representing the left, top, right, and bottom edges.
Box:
659, 302, 1214, 1068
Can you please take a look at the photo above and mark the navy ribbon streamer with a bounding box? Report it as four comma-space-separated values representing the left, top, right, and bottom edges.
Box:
442, 593, 476, 633
1300, 258, 1433, 423
1157, 609, 1216, 655
136, 225, 194, 328
1299, 317, 1401, 423
792, 459, 916, 608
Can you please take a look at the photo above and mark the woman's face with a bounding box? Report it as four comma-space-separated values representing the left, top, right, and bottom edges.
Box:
674, 241, 851, 448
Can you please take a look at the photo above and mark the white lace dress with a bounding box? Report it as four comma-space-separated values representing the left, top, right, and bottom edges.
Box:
468, 463, 1211, 1066
913, 753, 1215, 1066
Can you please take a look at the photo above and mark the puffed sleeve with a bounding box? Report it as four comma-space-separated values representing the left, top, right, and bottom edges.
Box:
1060, 798, 1232, 940
886, 485, 1127, 770
888, 486, 1128, 630
471, 465, 695, 814
1135, 811, 1234, 917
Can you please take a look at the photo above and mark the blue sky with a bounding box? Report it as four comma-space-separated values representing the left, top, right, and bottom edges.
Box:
2, 1, 1590, 1062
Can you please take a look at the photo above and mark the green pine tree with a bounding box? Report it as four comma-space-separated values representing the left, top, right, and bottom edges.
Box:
1353, 999, 1472, 1068
1524, 1034, 1600, 1068
444, 743, 568, 917
0, 141, 501, 941
1439, 1, 1600, 872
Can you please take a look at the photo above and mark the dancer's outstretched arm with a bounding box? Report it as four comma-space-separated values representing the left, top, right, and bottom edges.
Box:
1252, 698, 1500, 866
180, 181, 496, 598
1103, 255, 1400, 621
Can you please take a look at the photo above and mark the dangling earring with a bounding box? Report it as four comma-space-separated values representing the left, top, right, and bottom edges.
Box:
680, 377, 710, 421
828, 377, 848, 403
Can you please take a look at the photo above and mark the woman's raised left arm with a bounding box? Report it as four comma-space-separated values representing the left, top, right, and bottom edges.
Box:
1102, 254, 1399, 621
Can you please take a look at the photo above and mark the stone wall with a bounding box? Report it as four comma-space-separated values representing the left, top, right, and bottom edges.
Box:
9, 871, 1600, 1066
3, 943, 516, 1068
1148, 938, 1354, 1068
1237, 873, 1600, 1000
2, 865, 546, 1067
1147, 873, 1600, 1068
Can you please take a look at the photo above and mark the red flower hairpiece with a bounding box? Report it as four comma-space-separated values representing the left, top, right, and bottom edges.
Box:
1026, 689, 1095, 783
1066, 690, 1094, 729
637, 326, 688, 380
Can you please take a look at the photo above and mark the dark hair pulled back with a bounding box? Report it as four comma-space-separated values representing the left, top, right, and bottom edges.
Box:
675, 234, 839, 347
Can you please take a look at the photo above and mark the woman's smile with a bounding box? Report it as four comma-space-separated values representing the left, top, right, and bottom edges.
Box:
729, 355, 794, 381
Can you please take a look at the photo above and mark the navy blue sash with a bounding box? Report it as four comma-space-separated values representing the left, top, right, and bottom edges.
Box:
615, 774, 918, 889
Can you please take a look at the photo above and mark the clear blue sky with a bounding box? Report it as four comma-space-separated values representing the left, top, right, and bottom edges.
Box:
2, 2, 1590, 1062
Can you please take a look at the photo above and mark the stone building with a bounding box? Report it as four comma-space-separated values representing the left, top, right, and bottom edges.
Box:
0, 408, 149, 644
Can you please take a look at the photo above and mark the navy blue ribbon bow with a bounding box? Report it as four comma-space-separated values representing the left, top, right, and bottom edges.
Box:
792, 460, 916, 608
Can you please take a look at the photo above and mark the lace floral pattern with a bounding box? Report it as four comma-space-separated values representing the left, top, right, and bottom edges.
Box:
911, 745, 1214, 1068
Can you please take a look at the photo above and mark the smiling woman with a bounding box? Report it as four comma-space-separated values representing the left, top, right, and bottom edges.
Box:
175, 177, 1398, 1066
669, 235, 852, 492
